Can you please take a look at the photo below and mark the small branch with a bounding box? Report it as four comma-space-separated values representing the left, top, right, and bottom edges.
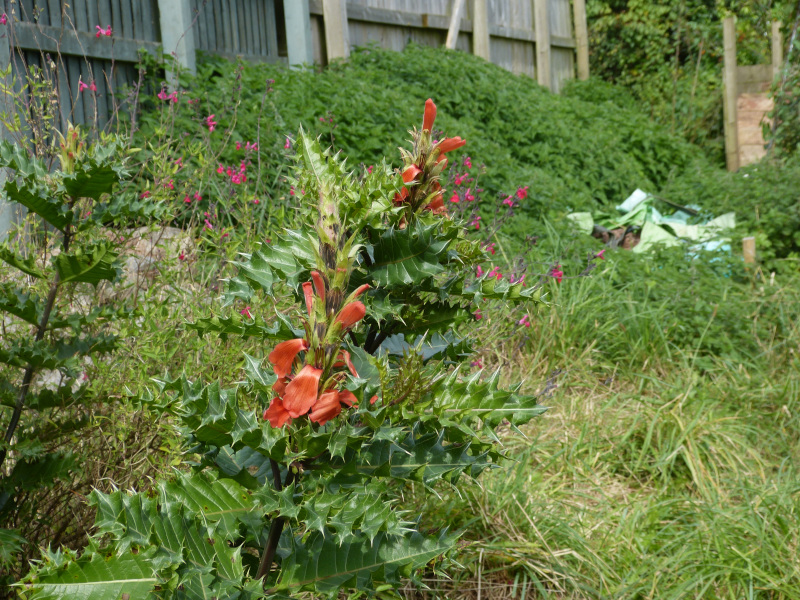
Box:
0, 221, 72, 471
257, 463, 297, 581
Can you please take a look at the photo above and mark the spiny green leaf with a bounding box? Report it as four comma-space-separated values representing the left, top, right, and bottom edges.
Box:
3, 179, 71, 231
0, 245, 46, 279
277, 529, 457, 595
366, 221, 454, 286
54, 242, 119, 284
18, 550, 158, 600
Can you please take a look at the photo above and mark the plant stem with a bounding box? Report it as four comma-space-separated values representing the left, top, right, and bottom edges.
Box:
0, 223, 72, 471
257, 460, 295, 581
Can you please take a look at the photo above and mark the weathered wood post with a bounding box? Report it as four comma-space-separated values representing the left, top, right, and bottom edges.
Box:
0, 18, 18, 242
472, 0, 491, 61
157, 0, 197, 86
722, 16, 739, 172
534, 0, 551, 90
573, 0, 589, 80
285, 0, 314, 66
323, 0, 350, 61
446, 0, 466, 50
772, 21, 783, 79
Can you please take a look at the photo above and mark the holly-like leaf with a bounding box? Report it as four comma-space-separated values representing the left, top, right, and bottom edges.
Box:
62, 165, 118, 200
3, 180, 71, 231
0, 284, 42, 326
366, 221, 453, 286
54, 242, 119, 285
17, 551, 158, 600
277, 529, 457, 595
0, 246, 46, 279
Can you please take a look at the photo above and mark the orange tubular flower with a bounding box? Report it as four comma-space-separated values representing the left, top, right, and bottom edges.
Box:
335, 301, 366, 329
273, 376, 289, 397
436, 136, 466, 155
352, 284, 370, 298
426, 194, 446, 215
302, 281, 314, 315
310, 271, 326, 303
334, 350, 359, 377
282, 364, 322, 418
338, 390, 358, 407
423, 98, 437, 132
264, 397, 293, 428
309, 390, 342, 425
402, 165, 422, 184
268, 338, 309, 379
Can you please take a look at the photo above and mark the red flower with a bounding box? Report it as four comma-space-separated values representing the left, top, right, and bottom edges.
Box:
335, 350, 359, 377
550, 265, 564, 283
352, 284, 370, 298
425, 194, 446, 215
435, 137, 466, 155
302, 281, 314, 315
402, 165, 422, 184
282, 365, 322, 418
335, 301, 366, 329
263, 397, 293, 428
310, 271, 326, 303
309, 390, 342, 425
423, 98, 437, 132
268, 338, 309, 379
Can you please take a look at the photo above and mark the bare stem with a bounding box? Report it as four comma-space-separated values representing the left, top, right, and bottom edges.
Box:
257, 460, 295, 581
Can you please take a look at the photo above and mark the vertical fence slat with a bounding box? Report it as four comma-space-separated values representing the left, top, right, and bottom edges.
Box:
230, 0, 240, 52
573, 0, 588, 80
205, 0, 217, 51
97, 0, 113, 35
47, 0, 62, 28
265, 0, 278, 59
247, 0, 257, 55
534, 0, 551, 89
254, 0, 266, 55
472, 0, 490, 60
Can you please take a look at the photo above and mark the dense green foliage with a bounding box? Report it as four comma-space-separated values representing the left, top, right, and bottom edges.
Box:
135, 45, 702, 223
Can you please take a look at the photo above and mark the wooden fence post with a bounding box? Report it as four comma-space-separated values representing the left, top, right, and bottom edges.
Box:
772, 21, 783, 79
446, 0, 466, 50
323, 0, 350, 61
472, 0, 490, 60
742, 237, 756, 264
158, 0, 197, 85
285, 0, 313, 66
0, 22, 18, 242
722, 16, 739, 172
573, 0, 589, 80
534, 0, 551, 89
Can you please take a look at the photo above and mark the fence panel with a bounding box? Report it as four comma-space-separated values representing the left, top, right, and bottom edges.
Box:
191, 0, 280, 63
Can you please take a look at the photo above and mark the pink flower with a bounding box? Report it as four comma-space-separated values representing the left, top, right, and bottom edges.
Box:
464, 156, 472, 169
163, 180, 174, 190
455, 173, 468, 186
79, 80, 88, 92
502, 196, 515, 207
246, 141, 258, 151
550, 265, 564, 283
253, 199, 260, 205
284, 137, 291, 149
139, 191, 151, 199
157, 89, 170, 101
174, 157, 183, 169
216, 164, 224, 174
89, 81, 97, 92
487, 266, 502, 280
204, 219, 214, 231
485, 242, 496, 255
179, 252, 186, 261
240, 306, 252, 319
289, 186, 295, 196
0, 14, 7, 25
206, 114, 217, 132
235, 141, 242, 150
474, 309, 483, 321
470, 215, 481, 230
183, 195, 191, 204
367, 165, 374, 174
170, 91, 178, 102
470, 359, 483, 368
193, 192, 202, 202
516, 186, 529, 201
518, 314, 531, 328
509, 274, 525, 284
449, 193, 459, 203
595, 249, 606, 260
465, 189, 476, 202
476, 265, 484, 277
95, 25, 112, 37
